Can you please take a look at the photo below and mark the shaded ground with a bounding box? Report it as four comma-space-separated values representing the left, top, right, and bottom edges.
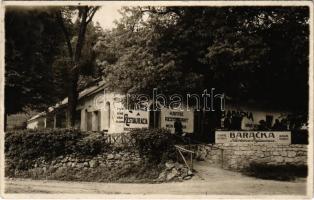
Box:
4, 161, 307, 196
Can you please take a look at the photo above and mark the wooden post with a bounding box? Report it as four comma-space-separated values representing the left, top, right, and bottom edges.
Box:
44, 118, 47, 129
221, 149, 224, 168
53, 114, 57, 129
190, 152, 193, 170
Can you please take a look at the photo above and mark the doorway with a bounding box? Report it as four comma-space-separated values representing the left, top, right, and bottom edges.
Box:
104, 102, 111, 130
92, 111, 101, 131
149, 104, 160, 128
86, 111, 92, 131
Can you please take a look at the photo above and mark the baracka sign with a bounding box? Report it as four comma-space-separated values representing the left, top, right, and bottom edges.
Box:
215, 131, 291, 144
160, 108, 194, 133
123, 110, 149, 132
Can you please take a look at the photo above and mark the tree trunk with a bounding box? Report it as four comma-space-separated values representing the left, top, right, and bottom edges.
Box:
66, 70, 79, 128
4, 111, 7, 131
57, 6, 98, 128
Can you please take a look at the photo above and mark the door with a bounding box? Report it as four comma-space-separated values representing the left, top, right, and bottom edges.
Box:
94, 111, 101, 131
86, 111, 92, 131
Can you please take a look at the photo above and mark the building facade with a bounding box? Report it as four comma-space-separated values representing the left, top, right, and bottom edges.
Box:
27, 82, 291, 134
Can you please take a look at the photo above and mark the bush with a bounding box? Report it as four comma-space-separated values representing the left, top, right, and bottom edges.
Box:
130, 128, 176, 163
244, 162, 307, 181
74, 132, 110, 155
5, 129, 82, 160
291, 130, 308, 144
5, 129, 111, 168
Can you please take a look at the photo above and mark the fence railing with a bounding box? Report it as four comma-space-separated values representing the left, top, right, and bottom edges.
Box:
102, 132, 136, 147
174, 145, 195, 171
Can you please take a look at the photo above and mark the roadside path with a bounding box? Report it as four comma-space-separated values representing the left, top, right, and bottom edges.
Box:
4, 161, 307, 196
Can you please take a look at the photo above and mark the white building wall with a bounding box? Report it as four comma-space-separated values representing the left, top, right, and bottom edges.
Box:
29, 85, 292, 134
26, 116, 46, 129
27, 121, 38, 129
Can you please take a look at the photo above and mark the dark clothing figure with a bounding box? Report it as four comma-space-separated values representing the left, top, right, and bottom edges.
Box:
224, 117, 231, 130
272, 119, 281, 130
174, 119, 183, 135
258, 120, 269, 130
230, 115, 242, 130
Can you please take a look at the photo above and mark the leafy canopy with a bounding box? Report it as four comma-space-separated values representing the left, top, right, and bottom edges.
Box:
96, 6, 309, 111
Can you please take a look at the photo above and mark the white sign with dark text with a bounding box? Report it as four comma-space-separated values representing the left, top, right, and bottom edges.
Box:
160, 108, 194, 133
215, 131, 291, 144
123, 110, 149, 132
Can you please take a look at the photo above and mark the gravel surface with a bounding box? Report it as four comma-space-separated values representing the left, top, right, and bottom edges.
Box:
4, 161, 307, 196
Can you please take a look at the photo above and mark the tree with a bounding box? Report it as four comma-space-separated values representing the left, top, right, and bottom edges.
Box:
5, 8, 65, 129
96, 6, 309, 112
95, 6, 308, 140
55, 6, 99, 127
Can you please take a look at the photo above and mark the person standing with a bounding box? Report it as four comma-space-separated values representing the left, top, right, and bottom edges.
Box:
174, 118, 183, 136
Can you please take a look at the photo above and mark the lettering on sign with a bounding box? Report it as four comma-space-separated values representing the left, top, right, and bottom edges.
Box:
215, 131, 291, 144
123, 110, 149, 131
160, 109, 194, 133
114, 107, 125, 124
222, 110, 254, 121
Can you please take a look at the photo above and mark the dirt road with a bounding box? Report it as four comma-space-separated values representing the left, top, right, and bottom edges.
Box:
4, 161, 307, 196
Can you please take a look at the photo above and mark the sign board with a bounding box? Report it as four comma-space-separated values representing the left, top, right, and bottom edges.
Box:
123, 110, 149, 131
113, 107, 125, 124
160, 108, 194, 133
215, 131, 291, 144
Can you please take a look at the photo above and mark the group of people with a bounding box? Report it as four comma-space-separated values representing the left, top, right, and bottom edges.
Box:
223, 115, 307, 131
223, 116, 242, 130
173, 114, 307, 134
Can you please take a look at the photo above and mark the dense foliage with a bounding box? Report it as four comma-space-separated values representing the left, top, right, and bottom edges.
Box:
130, 128, 176, 163
5, 7, 102, 127
244, 162, 307, 181
5, 6, 309, 130
5, 8, 64, 114
5, 129, 171, 183
96, 6, 309, 113
5, 129, 110, 170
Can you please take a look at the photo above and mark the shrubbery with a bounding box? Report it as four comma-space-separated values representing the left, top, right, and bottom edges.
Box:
5, 128, 182, 182
244, 162, 307, 181
291, 130, 308, 144
130, 128, 176, 163
5, 129, 111, 164
74, 132, 109, 155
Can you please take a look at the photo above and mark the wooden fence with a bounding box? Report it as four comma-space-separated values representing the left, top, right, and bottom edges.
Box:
102, 132, 136, 147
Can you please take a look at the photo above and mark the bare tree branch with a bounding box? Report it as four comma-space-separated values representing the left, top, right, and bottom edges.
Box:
74, 7, 89, 63
139, 7, 182, 17
87, 7, 99, 23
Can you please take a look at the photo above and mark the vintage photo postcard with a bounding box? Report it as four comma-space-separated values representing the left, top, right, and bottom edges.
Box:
0, 1, 313, 199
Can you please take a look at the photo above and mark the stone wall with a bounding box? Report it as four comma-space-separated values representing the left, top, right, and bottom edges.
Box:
5, 150, 141, 178
30, 151, 141, 171
6, 150, 192, 182
194, 143, 307, 170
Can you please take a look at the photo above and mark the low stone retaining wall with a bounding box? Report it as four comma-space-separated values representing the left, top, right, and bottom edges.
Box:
6, 150, 141, 177
194, 144, 307, 170
35, 151, 141, 170
6, 150, 192, 182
